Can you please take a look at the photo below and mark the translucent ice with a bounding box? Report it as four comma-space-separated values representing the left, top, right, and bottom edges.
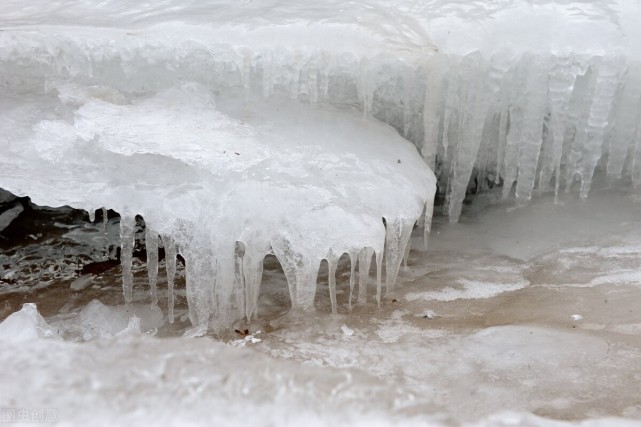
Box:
0, 85, 436, 331
0, 303, 59, 343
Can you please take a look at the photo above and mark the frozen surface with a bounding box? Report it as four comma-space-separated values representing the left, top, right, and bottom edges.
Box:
2, 1, 641, 425
1, 191, 641, 426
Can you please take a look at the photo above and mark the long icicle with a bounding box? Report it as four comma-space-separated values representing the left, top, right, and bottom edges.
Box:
358, 247, 374, 305
327, 252, 339, 315
163, 235, 177, 323
145, 226, 159, 308
375, 250, 383, 306
119, 215, 136, 304
347, 251, 357, 310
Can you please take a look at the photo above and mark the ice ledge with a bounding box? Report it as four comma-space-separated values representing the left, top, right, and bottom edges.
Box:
0, 84, 436, 332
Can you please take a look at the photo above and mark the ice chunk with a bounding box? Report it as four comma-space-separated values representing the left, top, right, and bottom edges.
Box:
0, 303, 59, 343
116, 315, 142, 337
60, 300, 164, 340
341, 324, 355, 337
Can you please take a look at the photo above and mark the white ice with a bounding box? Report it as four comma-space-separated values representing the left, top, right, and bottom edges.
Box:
0, 84, 435, 331
1, 1, 641, 425
2, 0, 641, 328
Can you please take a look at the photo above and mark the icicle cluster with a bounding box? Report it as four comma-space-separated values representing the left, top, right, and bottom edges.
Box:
2, 25, 638, 224
421, 52, 641, 221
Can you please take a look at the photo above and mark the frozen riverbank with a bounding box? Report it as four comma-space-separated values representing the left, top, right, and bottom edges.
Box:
2, 189, 640, 426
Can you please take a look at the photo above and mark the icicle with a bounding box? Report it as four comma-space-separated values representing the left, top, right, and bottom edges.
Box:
357, 247, 374, 304
375, 250, 383, 306
536, 114, 554, 194
423, 194, 435, 250
577, 56, 622, 199
607, 66, 641, 182
290, 59, 302, 99
633, 120, 641, 188
515, 55, 549, 206
308, 66, 319, 106
384, 217, 414, 293
326, 251, 339, 315
241, 49, 252, 101
319, 53, 330, 101
242, 246, 265, 322
210, 245, 238, 331
145, 226, 159, 308
402, 239, 411, 269
447, 51, 490, 222
441, 59, 466, 206
564, 62, 599, 194
359, 58, 373, 118
88, 209, 95, 223
441, 66, 460, 166
502, 109, 521, 199
495, 77, 511, 185
101, 207, 108, 233
233, 242, 246, 320
540, 56, 576, 200
502, 59, 529, 199
422, 54, 448, 169
163, 235, 177, 324
183, 252, 215, 329
119, 215, 136, 304
402, 68, 414, 139
261, 51, 274, 98
347, 251, 357, 309
271, 236, 320, 312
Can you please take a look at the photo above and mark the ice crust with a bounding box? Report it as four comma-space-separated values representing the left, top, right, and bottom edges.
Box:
2, 0, 641, 328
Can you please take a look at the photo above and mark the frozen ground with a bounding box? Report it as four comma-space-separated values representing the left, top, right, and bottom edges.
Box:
1, 189, 640, 426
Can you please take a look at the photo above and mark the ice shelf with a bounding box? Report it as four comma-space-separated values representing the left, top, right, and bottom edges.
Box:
0, 84, 436, 331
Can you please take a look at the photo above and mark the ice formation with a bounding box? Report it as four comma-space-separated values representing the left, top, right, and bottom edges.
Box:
0, 84, 435, 331
0, 303, 60, 343
2, 0, 641, 329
